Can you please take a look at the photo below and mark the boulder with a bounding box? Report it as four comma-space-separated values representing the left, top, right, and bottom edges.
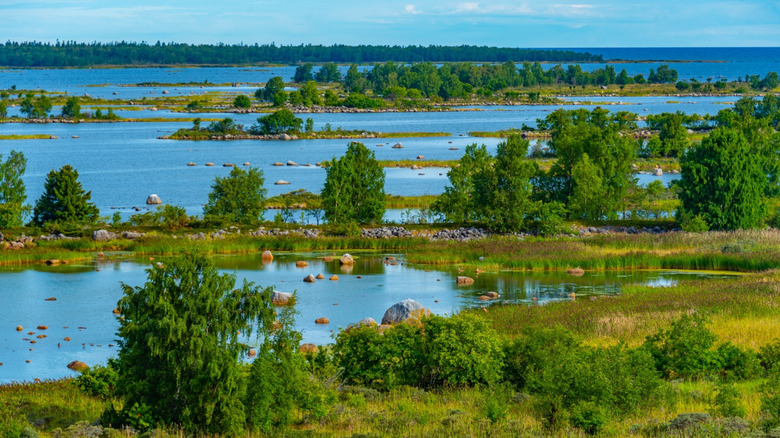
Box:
92, 230, 117, 241
316, 273, 325, 280
205, 162, 215, 167
122, 231, 143, 240
299, 343, 318, 353
323, 256, 334, 262
261, 250, 274, 262
223, 163, 234, 167
274, 180, 291, 185
280, 134, 292, 140
67, 360, 89, 372
339, 253, 355, 265
287, 160, 298, 166
567, 268, 585, 276
16, 325, 22, 331
345, 317, 378, 333
273, 162, 284, 166
146, 194, 163, 205
329, 275, 339, 281
416, 155, 424, 159
381, 299, 431, 326
243, 162, 250, 166
392, 142, 404, 149
456, 276, 475, 285
248, 349, 257, 357
486, 291, 499, 298
315, 317, 330, 324
303, 274, 316, 283
296, 261, 309, 268
187, 162, 197, 166
271, 290, 293, 305
653, 167, 663, 176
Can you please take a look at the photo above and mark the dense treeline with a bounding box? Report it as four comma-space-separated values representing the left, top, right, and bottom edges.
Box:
0, 41, 602, 67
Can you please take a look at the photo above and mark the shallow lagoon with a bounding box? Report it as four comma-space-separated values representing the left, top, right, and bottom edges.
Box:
0, 252, 735, 383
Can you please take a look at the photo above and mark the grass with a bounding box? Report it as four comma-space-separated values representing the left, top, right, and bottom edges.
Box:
0, 134, 58, 140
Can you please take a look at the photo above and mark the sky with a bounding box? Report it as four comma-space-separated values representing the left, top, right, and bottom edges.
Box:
1, 0, 779, 47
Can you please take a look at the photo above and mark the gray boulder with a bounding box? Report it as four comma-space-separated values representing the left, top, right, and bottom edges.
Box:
345, 317, 378, 333
381, 299, 431, 325
272, 290, 293, 305
146, 194, 162, 205
339, 253, 355, 265
92, 230, 117, 241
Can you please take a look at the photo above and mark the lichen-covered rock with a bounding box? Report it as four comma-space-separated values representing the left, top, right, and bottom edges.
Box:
272, 290, 293, 305
67, 360, 89, 372
345, 317, 378, 333
92, 230, 117, 241
381, 299, 431, 326
339, 253, 355, 265
457, 276, 475, 285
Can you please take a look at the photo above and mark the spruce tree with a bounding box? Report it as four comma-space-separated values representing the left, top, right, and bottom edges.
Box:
32, 164, 99, 226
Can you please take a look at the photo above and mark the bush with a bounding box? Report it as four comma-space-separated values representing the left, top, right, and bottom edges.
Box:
760, 339, 780, 373
249, 109, 302, 135
233, 94, 251, 108
714, 342, 762, 381
711, 382, 746, 418
76, 360, 118, 399
333, 313, 504, 390
570, 401, 609, 435
643, 313, 717, 379
761, 370, 780, 429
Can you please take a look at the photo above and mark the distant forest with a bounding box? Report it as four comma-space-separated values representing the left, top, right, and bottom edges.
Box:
0, 42, 603, 67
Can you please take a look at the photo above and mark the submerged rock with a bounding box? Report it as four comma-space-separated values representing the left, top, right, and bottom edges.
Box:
67, 360, 89, 372
339, 253, 355, 265
456, 276, 475, 285
146, 194, 163, 205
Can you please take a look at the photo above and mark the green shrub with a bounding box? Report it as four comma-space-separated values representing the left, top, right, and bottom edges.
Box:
334, 313, 504, 390
76, 360, 118, 399
761, 370, 780, 429
422, 313, 504, 387
570, 401, 609, 435
759, 339, 780, 373
643, 313, 717, 379
714, 342, 762, 381
711, 382, 746, 418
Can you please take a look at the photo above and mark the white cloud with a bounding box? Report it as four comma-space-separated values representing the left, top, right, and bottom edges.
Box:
404, 4, 421, 14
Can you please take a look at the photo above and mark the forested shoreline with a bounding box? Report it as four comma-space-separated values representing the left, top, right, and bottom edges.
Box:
0, 42, 602, 67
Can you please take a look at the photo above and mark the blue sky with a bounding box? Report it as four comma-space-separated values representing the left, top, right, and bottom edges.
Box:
2, 0, 779, 47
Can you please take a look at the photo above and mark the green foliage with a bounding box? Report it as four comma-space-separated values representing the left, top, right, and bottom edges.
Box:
233, 94, 251, 108
432, 143, 491, 224
678, 127, 767, 230
434, 136, 539, 232
60, 96, 81, 118
206, 117, 242, 134
334, 313, 504, 390
713, 342, 762, 381
505, 328, 664, 416
761, 369, 780, 429
536, 107, 636, 220
20, 94, 52, 118
298, 80, 321, 106
250, 109, 302, 135
643, 313, 717, 379
570, 401, 609, 435
322, 142, 385, 225
315, 62, 341, 82
32, 164, 99, 227
245, 304, 331, 432
341, 93, 386, 109
272, 90, 288, 107
257, 76, 285, 102
113, 252, 276, 435
0, 100, 6, 118
711, 382, 746, 418
759, 339, 780, 373
129, 204, 190, 230
185, 100, 202, 110
679, 211, 711, 232
203, 166, 267, 225
472, 135, 538, 232
76, 360, 118, 400
294, 63, 314, 83
0, 150, 29, 228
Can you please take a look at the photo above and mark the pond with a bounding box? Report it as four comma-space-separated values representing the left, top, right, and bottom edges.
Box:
0, 252, 735, 383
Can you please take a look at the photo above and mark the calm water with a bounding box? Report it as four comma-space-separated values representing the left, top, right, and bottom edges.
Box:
0, 252, 735, 383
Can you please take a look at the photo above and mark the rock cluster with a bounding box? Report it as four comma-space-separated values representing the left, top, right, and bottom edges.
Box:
361, 226, 413, 238
574, 225, 673, 236
247, 228, 321, 238
431, 227, 489, 241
